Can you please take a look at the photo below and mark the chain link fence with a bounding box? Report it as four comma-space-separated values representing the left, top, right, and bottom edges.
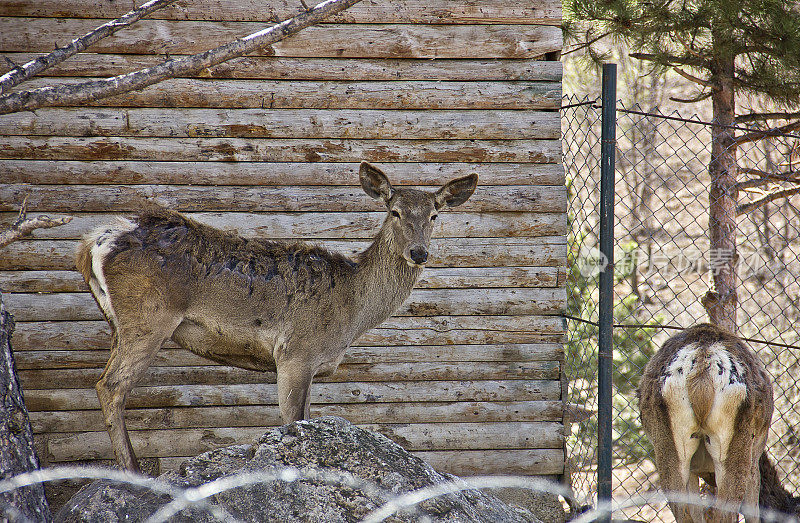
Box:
563, 93, 800, 521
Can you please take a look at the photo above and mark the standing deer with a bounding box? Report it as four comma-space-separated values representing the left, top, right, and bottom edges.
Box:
75, 162, 477, 472
638, 323, 774, 522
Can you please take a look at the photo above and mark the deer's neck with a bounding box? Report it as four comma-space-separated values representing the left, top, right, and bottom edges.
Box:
350, 221, 422, 335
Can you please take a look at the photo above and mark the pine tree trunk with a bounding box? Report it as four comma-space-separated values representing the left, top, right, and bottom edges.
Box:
703, 36, 738, 333
0, 295, 52, 521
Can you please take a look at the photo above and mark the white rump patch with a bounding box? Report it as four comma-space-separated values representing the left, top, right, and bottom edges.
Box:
661, 342, 748, 468
82, 218, 137, 326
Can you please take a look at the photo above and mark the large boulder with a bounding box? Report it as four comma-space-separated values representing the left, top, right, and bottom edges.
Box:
57, 416, 542, 522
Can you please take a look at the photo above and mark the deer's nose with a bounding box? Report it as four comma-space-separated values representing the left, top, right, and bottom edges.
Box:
410, 247, 428, 265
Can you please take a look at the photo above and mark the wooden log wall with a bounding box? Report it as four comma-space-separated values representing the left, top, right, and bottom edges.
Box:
0, 0, 565, 478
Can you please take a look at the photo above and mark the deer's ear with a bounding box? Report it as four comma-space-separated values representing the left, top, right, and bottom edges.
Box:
435, 173, 477, 210
360, 162, 394, 204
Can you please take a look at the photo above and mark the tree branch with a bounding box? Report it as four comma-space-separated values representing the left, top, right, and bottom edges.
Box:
561, 31, 612, 57
628, 52, 706, 67
0, 0, 363, 114
0, 197, 72, 249
737, 186, 800, 215
734, 120, 800, 146
0, 0, 178, 95
670, 91, 711, 103
736, 111, 800, 123
672, 67, 713, 87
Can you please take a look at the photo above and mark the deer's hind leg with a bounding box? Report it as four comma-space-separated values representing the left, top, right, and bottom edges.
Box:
96, 317, 181, 472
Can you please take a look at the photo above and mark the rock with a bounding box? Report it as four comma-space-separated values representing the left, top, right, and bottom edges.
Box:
492, 488, 566, 523
57, 416, 542, 522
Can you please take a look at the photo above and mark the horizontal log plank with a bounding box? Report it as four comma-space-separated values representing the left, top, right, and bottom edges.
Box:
0, 212, 566, 240
25, 380, 562, 411
19, 360, 560, 390
0, 54, 563, 81
0, 137, 562, 163
2, 19, 562, 59
13, 316, 566, 351
14, 343, 563, 370
0, 266, 563, 293
3, 287, 566, 321
2, 108, 560, 140
415, 449, 564, 476
0, 237, 567, 270
28, 400, 564, 433
0, 0, 562, 25
0, 160, 565, 186
42, 422, 563, 463
153, 450, 564, 477
0, 185, 566, 213
13, 78, 561, 110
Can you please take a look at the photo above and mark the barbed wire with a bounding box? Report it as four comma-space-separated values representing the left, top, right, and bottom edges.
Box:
1, 465, 798, 522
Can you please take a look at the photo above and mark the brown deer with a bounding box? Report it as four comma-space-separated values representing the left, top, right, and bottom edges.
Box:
638, 323, 774, 522
75, 162, 477, 472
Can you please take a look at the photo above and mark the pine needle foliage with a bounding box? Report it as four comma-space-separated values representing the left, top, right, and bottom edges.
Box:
565, 0, 800, 106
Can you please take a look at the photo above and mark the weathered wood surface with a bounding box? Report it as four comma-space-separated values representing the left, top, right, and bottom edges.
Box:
3, 288, 566, 322
415, 449, 563, 476
42, 443, 565, 476
19, 360, 560, 390
0, 212, 567, 240
13, 78, 561, 110
0, 237, 567, 270
151, 450, 565, 476
0, 185, 566, 213
0, 0, 562, 25
2, 19, 562, 59
13, 315, 566, 351
0, 160, 565, 186
25, 379, 562, 411
29, 400, 563, 433
42, 421, 564, 463
0, 267, 565, 293
2, 108, 560, 140
14, 343, 562, 369
0, 136, 562, 163
0, 54, 563, 81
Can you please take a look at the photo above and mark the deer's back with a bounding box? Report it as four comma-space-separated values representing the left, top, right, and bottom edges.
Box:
92, 209, 361, 358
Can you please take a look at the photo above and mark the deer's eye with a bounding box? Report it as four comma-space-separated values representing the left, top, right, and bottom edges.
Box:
430, 214, 438, 221
391, 210, 401, 218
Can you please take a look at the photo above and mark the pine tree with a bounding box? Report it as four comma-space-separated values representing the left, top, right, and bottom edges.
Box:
565, 0, 800, 333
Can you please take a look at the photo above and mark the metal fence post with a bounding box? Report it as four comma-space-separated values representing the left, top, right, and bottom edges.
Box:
597, 62, 617, 518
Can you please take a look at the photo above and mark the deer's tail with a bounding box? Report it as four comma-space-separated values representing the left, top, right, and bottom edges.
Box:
686, 344, 715, 426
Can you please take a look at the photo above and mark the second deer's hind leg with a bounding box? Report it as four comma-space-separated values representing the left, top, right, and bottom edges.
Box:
96, 318, 181, 472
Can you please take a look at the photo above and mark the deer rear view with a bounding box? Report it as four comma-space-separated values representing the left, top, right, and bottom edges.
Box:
638, 324, 774, 522
75, 162, 477, 472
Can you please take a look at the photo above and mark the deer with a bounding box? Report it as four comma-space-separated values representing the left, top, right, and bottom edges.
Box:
75, 162, 477, 472
638, 323, 774, 522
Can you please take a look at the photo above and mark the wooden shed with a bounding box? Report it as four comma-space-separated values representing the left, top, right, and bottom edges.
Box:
0, 0, 566, 480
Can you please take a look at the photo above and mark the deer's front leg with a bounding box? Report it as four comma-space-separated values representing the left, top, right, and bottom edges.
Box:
276, 358, 315, 423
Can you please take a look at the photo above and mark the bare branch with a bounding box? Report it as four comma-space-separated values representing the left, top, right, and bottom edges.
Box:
739, 166, 800, 183
628, 52, 706, 67
672, 67, 713, 87
734, 120, 800, 146
0, 197, 72, 249
737, 186, 800, 215
561, 31, 612, 57
0, 0, 363, 114
670, 91, 711, 103
0, 0, 178, 94
736, 111, 800, 123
